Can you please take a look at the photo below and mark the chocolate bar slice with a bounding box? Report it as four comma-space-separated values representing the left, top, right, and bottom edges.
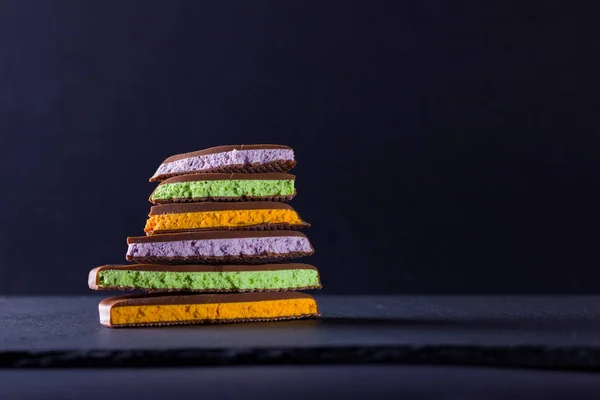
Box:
149, 173, 296, 204
150, 144, 296, 182
89, 263, 321, 292
99, 292, 319, 328
126, 230, 315, 264
144, 201, 309, 235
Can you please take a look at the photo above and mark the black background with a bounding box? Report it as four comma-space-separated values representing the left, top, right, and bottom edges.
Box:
0, 1, 597, 295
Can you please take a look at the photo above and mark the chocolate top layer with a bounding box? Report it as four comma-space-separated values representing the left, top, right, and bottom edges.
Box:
162, 144, 292, 164
127, 230, 308, 244
100, 291, 314, 308
93, 263, 317, 273
149, 201, 294, 215
158, 173, 295, 185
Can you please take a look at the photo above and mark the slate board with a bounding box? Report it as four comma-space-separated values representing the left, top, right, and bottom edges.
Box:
2, 295, 600, 369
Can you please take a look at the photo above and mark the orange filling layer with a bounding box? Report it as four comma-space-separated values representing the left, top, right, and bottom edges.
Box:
144, 209, 303, 233
110, 298, 318, 325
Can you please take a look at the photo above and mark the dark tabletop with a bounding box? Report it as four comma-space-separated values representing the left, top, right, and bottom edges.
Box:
2, 295, 600, 370
4, 366, 600, 400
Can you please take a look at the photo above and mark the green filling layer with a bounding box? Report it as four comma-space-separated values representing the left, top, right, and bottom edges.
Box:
152, 180, 294, 200
98, 269, 319, 290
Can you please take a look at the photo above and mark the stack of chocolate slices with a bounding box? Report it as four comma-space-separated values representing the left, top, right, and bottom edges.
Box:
89, 144, 321, 328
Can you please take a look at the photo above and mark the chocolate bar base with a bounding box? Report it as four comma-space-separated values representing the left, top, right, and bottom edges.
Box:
150, 192, 296, 205
150, 160, 296, 182
104, 313, 319, 328
126, 251, 315, 265
147, 222, 310, 235
92, 284, 322, 293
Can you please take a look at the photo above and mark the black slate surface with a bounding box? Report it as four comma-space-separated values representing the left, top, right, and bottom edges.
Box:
2, 296, 600, 369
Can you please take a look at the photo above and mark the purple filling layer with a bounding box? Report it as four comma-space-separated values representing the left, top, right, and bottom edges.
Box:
127, 236, 312, 258
152, 149, 294, 178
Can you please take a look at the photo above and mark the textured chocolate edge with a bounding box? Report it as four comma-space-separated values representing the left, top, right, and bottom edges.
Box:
150, 160, 296, 182
103, 313, 319, 328
125, 251, 315, 265
162, 144, 292, 163
158, 172, 296, 184
147, 222, 310, 235
150, 193, 296, 204
93, 284, 322, 293
149, 201, 295, 215
127, 230, 309, 244
100, 291, 316, 308
88, 267, 102, 290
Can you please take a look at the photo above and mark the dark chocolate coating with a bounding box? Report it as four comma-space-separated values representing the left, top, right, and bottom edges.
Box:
157, 172, 295, 184
100, 291, 315, 308
150, 193, 295, 205
148, 224, 310, 235
126, 252, 314, 265
161, 144, 292, 163
95, 263, 317, 273
150, 161, 296, 182
127, 229, 309, 244
149, 201, 294, 215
